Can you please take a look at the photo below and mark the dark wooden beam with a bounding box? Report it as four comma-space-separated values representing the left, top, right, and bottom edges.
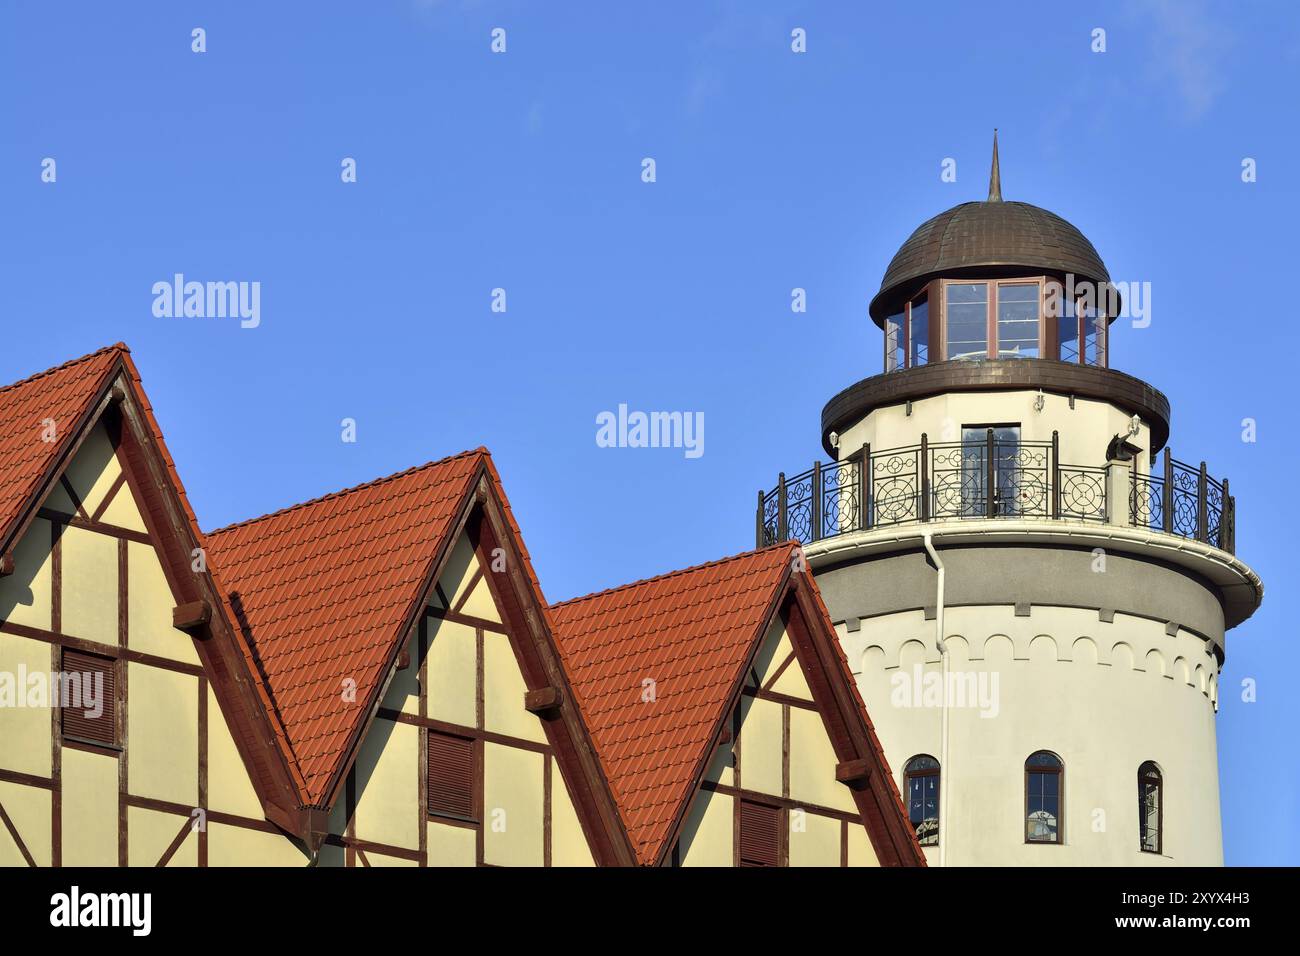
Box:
835, 758, 873, 786
172, 599, 212, 632
523, 686, 560, 714
0, 553, 14, 577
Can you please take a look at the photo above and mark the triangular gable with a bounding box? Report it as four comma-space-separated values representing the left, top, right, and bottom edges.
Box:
0, 345, 123, 566
204, 452, 635, 864
0, 346, 307, 840
549, 544, 925, 867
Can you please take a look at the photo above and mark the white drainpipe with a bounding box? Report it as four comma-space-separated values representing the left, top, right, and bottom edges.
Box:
921, 531, 949, 867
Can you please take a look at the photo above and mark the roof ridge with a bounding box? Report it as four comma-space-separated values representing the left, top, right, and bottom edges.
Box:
0, 342, 128, 395
550, 541, 797, 610
205, 446, 488, 537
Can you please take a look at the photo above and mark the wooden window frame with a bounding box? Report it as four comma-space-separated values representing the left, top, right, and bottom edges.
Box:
992, 278, 1046, 360
58, 648, 121, 754
903, 754, 940, 848
906, 288, 932, 369
939, 278, 992, 362
1024, 750, 1064, 845
426, 729, 479, 824
1138, 761, 1163, 855
937, 276, 1058, 362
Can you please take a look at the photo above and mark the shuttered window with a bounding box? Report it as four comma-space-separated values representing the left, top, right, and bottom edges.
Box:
59, 650, 118, 749
427, 731, 476, 820
738, 799, 780, 867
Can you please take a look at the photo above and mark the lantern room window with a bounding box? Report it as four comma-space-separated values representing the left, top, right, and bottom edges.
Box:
882, 275, 1109, 371
945, 282, 989, 361
996, 282, 1040, 358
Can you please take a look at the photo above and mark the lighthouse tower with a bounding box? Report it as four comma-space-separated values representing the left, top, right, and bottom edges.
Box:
757, 137, 1263, 866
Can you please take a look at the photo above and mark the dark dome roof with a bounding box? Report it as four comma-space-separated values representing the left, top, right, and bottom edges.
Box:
868, 200, 1112, 325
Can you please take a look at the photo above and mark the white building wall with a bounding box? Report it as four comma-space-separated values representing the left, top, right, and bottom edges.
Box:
841, 603, 1223, 866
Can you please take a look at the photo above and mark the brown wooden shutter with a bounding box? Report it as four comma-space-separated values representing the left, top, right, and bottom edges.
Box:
738, 799, 780, 867
427, 731, 475, 819
59, 650, 118, 748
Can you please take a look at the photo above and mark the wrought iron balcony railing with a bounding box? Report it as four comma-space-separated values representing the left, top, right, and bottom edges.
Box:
757, 431, 1235, 554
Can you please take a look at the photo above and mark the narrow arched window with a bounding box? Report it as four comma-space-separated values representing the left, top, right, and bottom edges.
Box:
1025, 751, 1063, 844
904, 755, 940, 847
1139, 762, 1163, 854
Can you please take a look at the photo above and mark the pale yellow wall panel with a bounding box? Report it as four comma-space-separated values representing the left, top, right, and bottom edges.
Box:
363, 851, 418, 867
352, 718, 419, 851
701, 745, 734, 789
0, 781, 51, 866
738, 696, 783, 797
42, 482, 78, 515
459, 576, 501, 623
0, 634, 53, 777
427, 820, 476, 867
438, 534, 478, 610
61, 423, 121, 517
96, 479, 148, 533
846, 822, 880, 867
788, 810, 841, 867
770, 655, 814, 701
127, 541, 198, 664
127, 806, 195, 867
550, 758, 595, 867
752, 624, 793, 688
318, 844, 345, 867
483, 630, 545, 743
207, 822, 307, 867
60, 526, 117, 646
206, 687, 265, 819
127, 663, 198, 806
483, 742, 543, 867
679, 788, 732, 867
0, 517, 52, 629
380, 631, 420, 716
61, 746, 118, 866
425, 617, 476, 728
788, 706, 856, 813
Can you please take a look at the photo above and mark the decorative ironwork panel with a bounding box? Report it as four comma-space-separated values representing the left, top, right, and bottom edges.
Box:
1130, 471, 1164, 532
1170, 459, 1200, 539
1058, 466, 1107, 522
785, 468, 814, 544
821, 458, 860, 538
870, 446, 922, 526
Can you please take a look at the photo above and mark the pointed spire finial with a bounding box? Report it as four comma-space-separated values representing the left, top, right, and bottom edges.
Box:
988, 129, 1002, 202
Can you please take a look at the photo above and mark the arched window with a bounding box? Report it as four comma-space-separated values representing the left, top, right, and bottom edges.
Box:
1139, 762, 1163, 854
1024, 751, 1063, 844
904, 755, 940, 846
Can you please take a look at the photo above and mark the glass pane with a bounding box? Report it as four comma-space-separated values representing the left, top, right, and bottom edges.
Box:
945, 283, 988, 361
885, 311, 904, 372
996, 283, 1039, 358
1026, 751, 1062, 769
1084, 309, 1106, 367
960, 426, 1021, 516
909, 297, 929, 367
1026, 773, 1059, 843
1059, 298, 1080, 363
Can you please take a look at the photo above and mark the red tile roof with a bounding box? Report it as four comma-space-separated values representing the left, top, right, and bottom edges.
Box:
549, 544, 799, 865
204, 451, 485, 804
0, 344, 124, 551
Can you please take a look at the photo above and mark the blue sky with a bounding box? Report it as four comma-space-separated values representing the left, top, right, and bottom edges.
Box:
2, 1, 1296, 865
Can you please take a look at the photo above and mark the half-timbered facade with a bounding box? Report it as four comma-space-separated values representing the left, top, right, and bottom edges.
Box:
0, 344, 921, 867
